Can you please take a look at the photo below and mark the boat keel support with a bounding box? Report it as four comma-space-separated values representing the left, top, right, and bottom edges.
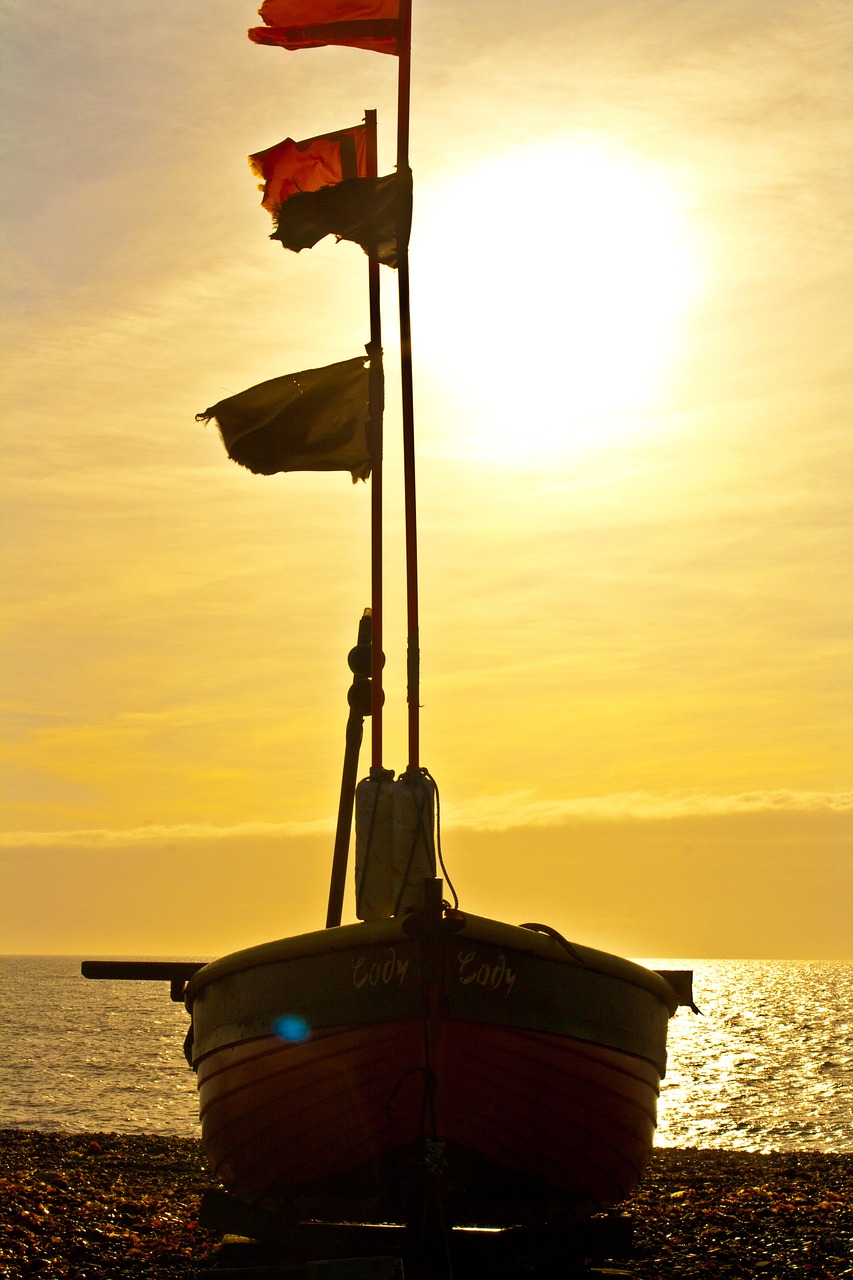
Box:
195, 1187, 636, 1278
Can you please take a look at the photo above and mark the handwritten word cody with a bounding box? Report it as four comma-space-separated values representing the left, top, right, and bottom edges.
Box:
457, 949, 516, 997
352, 947, 410, 990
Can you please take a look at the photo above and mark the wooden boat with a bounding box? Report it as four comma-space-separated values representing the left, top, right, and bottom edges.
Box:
183, 896, 693, 1229
84, 0, 697, 1253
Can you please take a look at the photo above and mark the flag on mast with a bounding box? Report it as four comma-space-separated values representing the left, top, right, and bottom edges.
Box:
250, 127, 411, 267
250, 126, 368, 212
272, 170, 410, 267
197, 353, 380, 481
249, 0, 400, 55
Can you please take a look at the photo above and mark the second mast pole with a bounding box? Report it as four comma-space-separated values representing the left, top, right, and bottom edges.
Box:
396, 0, 420, 772
365, 109, 384, 771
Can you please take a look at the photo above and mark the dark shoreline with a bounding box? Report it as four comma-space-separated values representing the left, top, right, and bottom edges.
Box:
1, 1130, 851, 1278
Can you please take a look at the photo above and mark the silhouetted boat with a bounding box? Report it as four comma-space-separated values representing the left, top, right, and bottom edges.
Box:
83, 0, 697, 1257
182, 905, 693, 1229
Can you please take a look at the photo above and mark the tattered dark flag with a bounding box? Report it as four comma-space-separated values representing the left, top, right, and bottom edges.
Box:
272, 169, 411, 268
197, 354, 381, 482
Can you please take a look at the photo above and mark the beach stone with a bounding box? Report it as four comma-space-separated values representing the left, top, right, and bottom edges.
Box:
1, 1133, 852, 1278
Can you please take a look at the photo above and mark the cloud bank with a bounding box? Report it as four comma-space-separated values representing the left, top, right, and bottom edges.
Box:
2, 789, 850, 848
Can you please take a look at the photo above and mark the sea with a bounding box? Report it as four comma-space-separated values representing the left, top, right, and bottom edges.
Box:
0, 956, 851, 1152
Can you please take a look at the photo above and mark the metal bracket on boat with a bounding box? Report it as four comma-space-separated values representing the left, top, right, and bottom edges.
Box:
655, 969, 702, 1014
400, 877, 466, 940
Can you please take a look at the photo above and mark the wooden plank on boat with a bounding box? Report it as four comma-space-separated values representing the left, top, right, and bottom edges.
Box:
81, 959, 206, 1002
81, 960, 205, 981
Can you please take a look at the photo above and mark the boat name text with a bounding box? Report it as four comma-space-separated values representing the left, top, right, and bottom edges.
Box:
352, 948, 409, 990
457, 950, 516, 997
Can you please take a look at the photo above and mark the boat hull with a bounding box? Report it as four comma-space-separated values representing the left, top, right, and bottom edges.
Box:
186, 913, 679, 1227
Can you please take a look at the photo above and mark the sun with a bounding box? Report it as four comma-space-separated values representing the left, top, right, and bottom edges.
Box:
410, 135, 706, 467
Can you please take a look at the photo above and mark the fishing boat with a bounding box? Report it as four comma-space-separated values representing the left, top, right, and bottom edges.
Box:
84, 0, 696, 1262
181, 902, 694, 1232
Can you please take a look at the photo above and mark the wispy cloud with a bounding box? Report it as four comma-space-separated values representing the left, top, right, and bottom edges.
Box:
442, 790, 853, 830
2, 789, 850, 848
0, 818, 335, 849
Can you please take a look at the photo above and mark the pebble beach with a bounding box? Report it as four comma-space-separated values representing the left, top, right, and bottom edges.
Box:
1, 1130, 851, 1278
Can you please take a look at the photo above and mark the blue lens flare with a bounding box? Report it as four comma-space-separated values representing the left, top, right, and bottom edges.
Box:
273, 1013, 311, 1043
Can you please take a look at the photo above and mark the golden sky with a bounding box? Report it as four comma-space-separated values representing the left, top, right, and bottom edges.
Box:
2, 0, 851, 958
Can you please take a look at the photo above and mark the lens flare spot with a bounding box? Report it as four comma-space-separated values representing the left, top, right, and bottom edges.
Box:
273, 1014, 310, 1043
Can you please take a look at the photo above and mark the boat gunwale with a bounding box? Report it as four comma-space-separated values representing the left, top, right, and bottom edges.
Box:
184, 911, 680, 1013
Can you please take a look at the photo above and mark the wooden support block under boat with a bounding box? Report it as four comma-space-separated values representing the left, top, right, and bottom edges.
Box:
197, 1200, 635, 1277
183, 912, 688, 1231
202, 1246, 406, 1277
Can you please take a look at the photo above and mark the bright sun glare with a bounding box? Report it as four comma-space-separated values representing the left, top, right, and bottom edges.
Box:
412, 137, 705, 466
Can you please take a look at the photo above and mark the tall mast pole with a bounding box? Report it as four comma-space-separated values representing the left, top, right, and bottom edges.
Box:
326, 110, 384, 928
396, 0, 420, 771
365, 109, 384, 770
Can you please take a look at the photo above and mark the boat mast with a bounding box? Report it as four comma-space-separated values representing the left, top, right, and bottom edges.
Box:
365, 108, 385, 770
326, 608, 371, 928
327, 108, 385, 929
395, 0, 420, 773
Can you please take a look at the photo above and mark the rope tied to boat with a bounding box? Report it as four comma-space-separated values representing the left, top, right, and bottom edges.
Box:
519, 921, 589, 965
420, 767, 459, 911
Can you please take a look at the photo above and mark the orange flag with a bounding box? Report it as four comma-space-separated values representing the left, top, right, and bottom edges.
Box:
249, 126, 368, 214
249, 0, 400, 54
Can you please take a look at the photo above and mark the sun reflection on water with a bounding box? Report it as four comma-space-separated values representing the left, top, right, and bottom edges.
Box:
649, 960, 853, 1152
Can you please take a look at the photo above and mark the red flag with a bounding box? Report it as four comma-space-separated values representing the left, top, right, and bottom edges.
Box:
249, 0, 400, 55
249, 126, 368, 214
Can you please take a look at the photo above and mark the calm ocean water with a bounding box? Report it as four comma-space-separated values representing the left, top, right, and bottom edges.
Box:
1, 956, 850, 1152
